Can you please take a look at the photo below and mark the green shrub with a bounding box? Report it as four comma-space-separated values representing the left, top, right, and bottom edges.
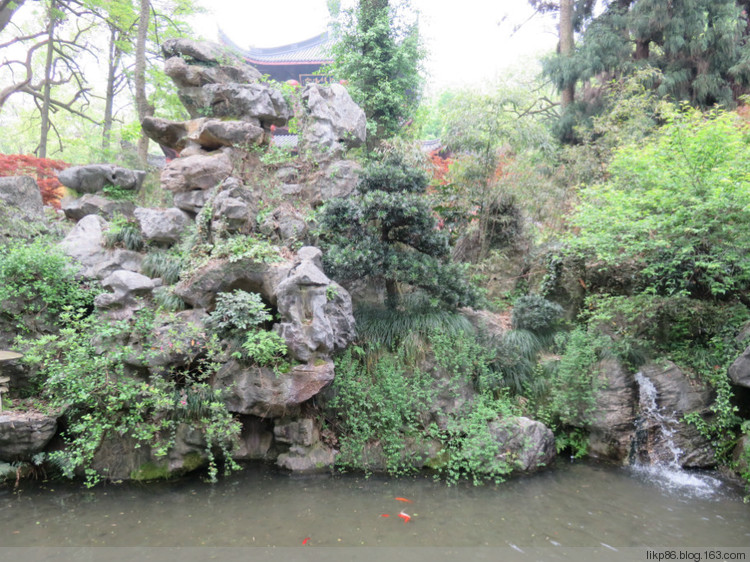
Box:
239, 330, 288, 369
512, 295, 564, 336
205, 290, 272, 340
0, 240, 98, 332
21, 309, 240, 486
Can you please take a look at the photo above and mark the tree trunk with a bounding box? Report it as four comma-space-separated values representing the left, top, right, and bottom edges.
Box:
134, 0, 153, 166
38, 1, 57, 159
103, 24, 121, 153
559, 0, 575, 108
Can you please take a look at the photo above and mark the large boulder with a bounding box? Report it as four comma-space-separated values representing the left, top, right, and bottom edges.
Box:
588, 359, 638, 462
175, 258, 290, 310
213, 358, 335, 418
728, 345, 750, 389
58, 164, 145, 194
486, 416, 556, 473
61, 193, 135, 221
134, 207, 191, 245
94, 270, 155, 319
0, 176, 46, 238
300, 84, 366, 158
276, 443, 337, 473
211, 178, 257, 234
173, 189, 212, 214
633, 362, 716, 468
160, 152, 233, 193
201, 83, 292, 126
59, 215, 143, 279
142, 117, 265, 153
274, 247, 356, 362
0, 412, 58, 462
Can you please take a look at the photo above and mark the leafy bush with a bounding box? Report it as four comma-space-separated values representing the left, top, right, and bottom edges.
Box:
206, 290, 272, 340
0, 153, 68, 208
239, 330, 288, 369
512, 295, 564, 335
21, 309, 240, 486
152, 286, 187, 311
0, 240, 97, 332
568, 107, 750, 299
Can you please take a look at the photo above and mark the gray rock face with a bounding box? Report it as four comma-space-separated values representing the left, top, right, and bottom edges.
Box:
202, 83, 292, 126
300, 84, 366, 157
59, 215, 142, 279
58, 164, 145, 194
0, 412, 58, 461
487, 416, 556, 473
94, 270, 155, 318
275, 248, 356, 362
276, 443, 337, 473
175, 259, 290, 310
142, 116, 265, 152
62, 194, 135, 221
588, 359, 638, 462
173, 189, 211, 214
259, 206, 308, 245
214, 359, 335, 418
274, 418, 317, 447
318, 160, 361, 202
729, 345, 750, 389
162, 39, 248, 67
0, 176, 45, 227
160, 152, 233, 193
134, 207, 190, 244
211, 179, 257, 234
234, 416, 274, 461
633, 362, 716, 468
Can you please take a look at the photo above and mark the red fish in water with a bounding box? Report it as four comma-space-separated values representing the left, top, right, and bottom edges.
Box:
302, 537, 310, 545
379, 514, 390, 518
395, 497, 412, 503
397, 511, 411, 523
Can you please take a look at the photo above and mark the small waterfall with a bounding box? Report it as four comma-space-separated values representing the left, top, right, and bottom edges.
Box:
630, 372, 721, 498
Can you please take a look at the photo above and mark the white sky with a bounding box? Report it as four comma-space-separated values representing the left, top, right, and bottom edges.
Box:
189, 0, 559, 93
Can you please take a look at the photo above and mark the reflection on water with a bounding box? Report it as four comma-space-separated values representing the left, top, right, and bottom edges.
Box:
0, 462, 748, 548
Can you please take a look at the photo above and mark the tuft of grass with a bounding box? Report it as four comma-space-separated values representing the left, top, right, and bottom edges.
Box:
142, 251, 182, 285
153, 286, 187, 311
104, 218, 144, 252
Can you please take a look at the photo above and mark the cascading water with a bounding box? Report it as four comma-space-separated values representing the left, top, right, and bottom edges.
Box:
630, 372, 722, 498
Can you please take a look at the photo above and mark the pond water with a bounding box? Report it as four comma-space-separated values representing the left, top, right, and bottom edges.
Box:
1, 461, 749, 556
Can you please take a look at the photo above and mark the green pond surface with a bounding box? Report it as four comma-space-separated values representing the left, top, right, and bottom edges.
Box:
0, 461, 748, 560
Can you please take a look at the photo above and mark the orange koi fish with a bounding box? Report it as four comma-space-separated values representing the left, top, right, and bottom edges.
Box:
395, 497, 412, 503
397, 511, 411, 523
302, 537, 310, 545
379, 514, 390, 518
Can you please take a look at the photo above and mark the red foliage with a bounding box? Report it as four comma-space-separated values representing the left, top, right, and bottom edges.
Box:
0, 153, 69, 209
427, 148, 452, 188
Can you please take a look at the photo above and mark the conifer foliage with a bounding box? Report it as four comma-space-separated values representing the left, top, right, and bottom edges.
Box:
318, 157, 480, 309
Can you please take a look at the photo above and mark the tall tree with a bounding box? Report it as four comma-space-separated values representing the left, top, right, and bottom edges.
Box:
328, 0, 424, 149
134, 0, 152, 165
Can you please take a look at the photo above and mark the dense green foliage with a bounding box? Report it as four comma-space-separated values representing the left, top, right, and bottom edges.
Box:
319, 157, 481, 308
0, 240, 98, 333
328, 0, 424, 146
569, 107, 750, 299
21, 309, 240, 486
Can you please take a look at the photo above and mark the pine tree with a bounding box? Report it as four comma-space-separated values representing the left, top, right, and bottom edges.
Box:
318, 157, 480, 309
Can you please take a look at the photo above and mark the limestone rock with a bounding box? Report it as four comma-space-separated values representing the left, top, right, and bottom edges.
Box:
732, 434, 750, 476
173, 189, 211, 213
588, 359, 638, 462
273, 418, 317, 447
729, 345, 750, 389
175, 258, 290, 310
58, 164, 145, 194
211, 179, 257, 234
276, 443, 337, 473
0, 177, 46, 237
160, 152, 233, 193
62, 194, 135, 221
142, 116, 265, 152
162, 38, 247, 67
317, 160, 361, 202
0, 412, 58, 461
259, 205, 308, 245
234, 416, 274, 461
134, 207, 191, 244
487, 416, 556, 473
201, 83, 292, 126
274, 248, 356, 362
214, 359, 335, 418
94, 270, 154, 318
300, 84, 366, 158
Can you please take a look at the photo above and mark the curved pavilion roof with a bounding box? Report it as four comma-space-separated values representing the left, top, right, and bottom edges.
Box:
219, 29, 335, 66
